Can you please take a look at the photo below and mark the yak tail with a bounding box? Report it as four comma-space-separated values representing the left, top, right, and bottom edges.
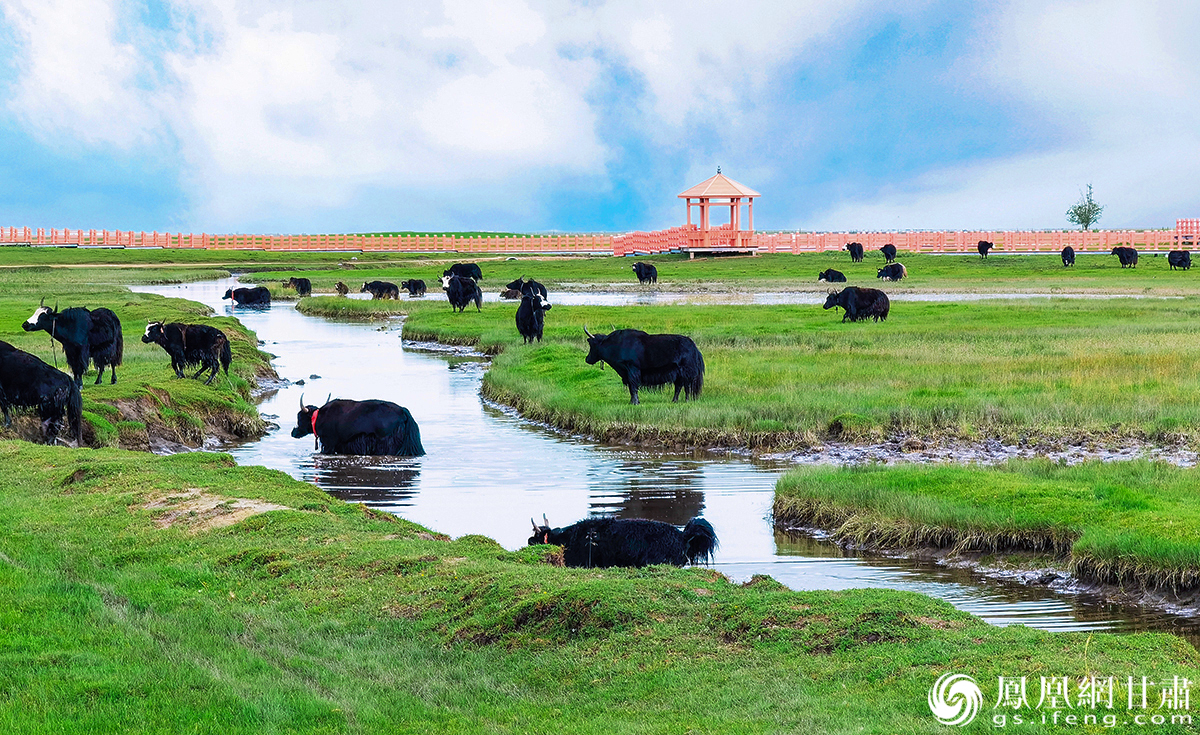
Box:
683, 518, 718, 565
219, 335, 232, 375
686, 349, 705, 400
899, 264, 908, 279
473, 290, 483, 312
395, 408, 426, 457
112, 329, 124, 366
66, 382, 83, 445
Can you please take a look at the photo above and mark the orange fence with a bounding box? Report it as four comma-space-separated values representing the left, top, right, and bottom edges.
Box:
0, 223, 1193, 255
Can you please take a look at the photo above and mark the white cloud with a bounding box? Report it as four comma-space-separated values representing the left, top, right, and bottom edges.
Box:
0, 0, 162, 147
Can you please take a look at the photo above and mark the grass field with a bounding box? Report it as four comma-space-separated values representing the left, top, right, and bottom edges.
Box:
774, 459, 1200, 590
0, 266, 272, 448
4, 442, 1198, 734
298, 294, 1200, 449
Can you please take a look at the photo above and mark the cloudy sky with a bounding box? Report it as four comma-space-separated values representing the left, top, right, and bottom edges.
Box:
0, 0, 1195, 234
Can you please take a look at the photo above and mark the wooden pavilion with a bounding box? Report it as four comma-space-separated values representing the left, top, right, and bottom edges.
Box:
678, 170, 760, 257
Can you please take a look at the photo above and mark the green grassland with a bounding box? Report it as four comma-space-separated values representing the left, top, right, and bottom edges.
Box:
4, 443, 1198, 733
300, 295, 1200, 448
775, 459, 1200, 590
0, 267, 272, 449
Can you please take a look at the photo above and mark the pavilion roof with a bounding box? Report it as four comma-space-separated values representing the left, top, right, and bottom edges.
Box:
678, 172, 760, 198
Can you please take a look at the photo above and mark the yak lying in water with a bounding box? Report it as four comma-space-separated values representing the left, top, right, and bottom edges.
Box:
291, 396, 424, 456
528, 515, 718, 568
583, 327, 703, 405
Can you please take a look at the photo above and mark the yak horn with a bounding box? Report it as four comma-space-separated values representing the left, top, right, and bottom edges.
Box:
299, 393, 305, 409
583, 325, 593, 339
325, 392, 331, 406
39, 296, 45, 307
531, 517, 538, 531
542, 513, 549, 527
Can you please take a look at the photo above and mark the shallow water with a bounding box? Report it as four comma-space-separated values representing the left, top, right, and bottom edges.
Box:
133, 278, 1200, 641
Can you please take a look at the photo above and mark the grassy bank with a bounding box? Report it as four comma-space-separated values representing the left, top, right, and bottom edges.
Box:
4, 442, 1197, 733
773, 459, 1200, 592
260, 250, 1200, 296
0, 269, 273, 449
301, 295, 1200, 450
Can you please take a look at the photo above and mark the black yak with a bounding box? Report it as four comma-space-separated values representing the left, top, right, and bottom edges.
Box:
361, 281, 400, 300
222, 286, 271, 306
880, 244, 897, 263
400, 279, 427, 296
631, 262, 658, 284
291, 396, 424, 456
441, 275, 482, 312
845, 242, 865, 262
1061, 246, 1076, 267
823, 287, 890, 323
528, 515, 718, 568
977, 240, 994, 258
444, 263, 483, 281
1169, 250, 1192, 271
877, 263, 907, 281
515, 291, 552, 344
583, 327, 703, 405
506, 276, 548, 299
141, 322, 232, 386
23, 301, 123, 387
818, 269, 847, 283
285, 277, 312, 296
0, 340, 83, 444
1111, 246, 1138, 268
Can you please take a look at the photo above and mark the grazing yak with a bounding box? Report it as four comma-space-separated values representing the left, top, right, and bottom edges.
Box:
515, 291, 552, 344
583, 327, 704, 405
1169, 250, 1192, 271
818, 269, 847, 283
441, 274, 483, 312
141, 322, 231, 386
1061, 246, 1076, 267
845, 242, 865, 262
506, 276, 548, 299
977, 240, 995, 258
291, 396, 424, 456
631, 262, 658, 284
443, 263, 483, 281
400, 279, 427, 297
222, 286, 271, 306
879, 243, 897, 263
877, 263, 907, 281
528, 515, 718, 568
1111, 246, 1138, 268
361, 281, 400, 300
500, 288, 522, 299
285, 277, 312, 296
335, 281, 350, 296
23, 301, 123, 387
0, 340, 83, 444
823, 287, 890, 323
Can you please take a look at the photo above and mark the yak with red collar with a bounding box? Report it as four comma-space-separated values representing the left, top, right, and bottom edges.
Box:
290, 395, 424, 456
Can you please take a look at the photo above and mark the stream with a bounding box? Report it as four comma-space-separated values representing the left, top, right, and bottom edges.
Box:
132, 278, 1200, 642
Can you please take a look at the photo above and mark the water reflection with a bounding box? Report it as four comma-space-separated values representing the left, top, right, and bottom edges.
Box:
129, 278, 1200, 642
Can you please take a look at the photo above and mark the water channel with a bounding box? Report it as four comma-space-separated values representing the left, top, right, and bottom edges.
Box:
133, 278, 1200, 642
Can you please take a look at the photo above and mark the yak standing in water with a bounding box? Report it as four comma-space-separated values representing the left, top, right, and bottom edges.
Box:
23, 300, 123, 387
528, 515, 718, 568
291, 396, 424, 456
0, 340, 83, 444
583, 327, 703, 405
222, 287, 271, 306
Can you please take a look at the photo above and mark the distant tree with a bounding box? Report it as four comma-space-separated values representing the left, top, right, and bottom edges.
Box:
1066, 184, 1104, 230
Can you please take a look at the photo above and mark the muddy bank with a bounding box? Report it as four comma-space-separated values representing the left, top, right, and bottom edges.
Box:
779, 525, 1200, 622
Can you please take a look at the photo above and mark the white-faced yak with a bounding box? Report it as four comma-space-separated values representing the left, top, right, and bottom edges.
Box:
23, 301, 123, 387
528, 515, 718, 568
583, 327, 703, 405
291, 396, 424, 456
515, 291, 552, 343
141, 322, 232, 386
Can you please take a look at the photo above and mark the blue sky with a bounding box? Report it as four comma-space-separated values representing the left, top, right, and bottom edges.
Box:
0, 0, 1196, 234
